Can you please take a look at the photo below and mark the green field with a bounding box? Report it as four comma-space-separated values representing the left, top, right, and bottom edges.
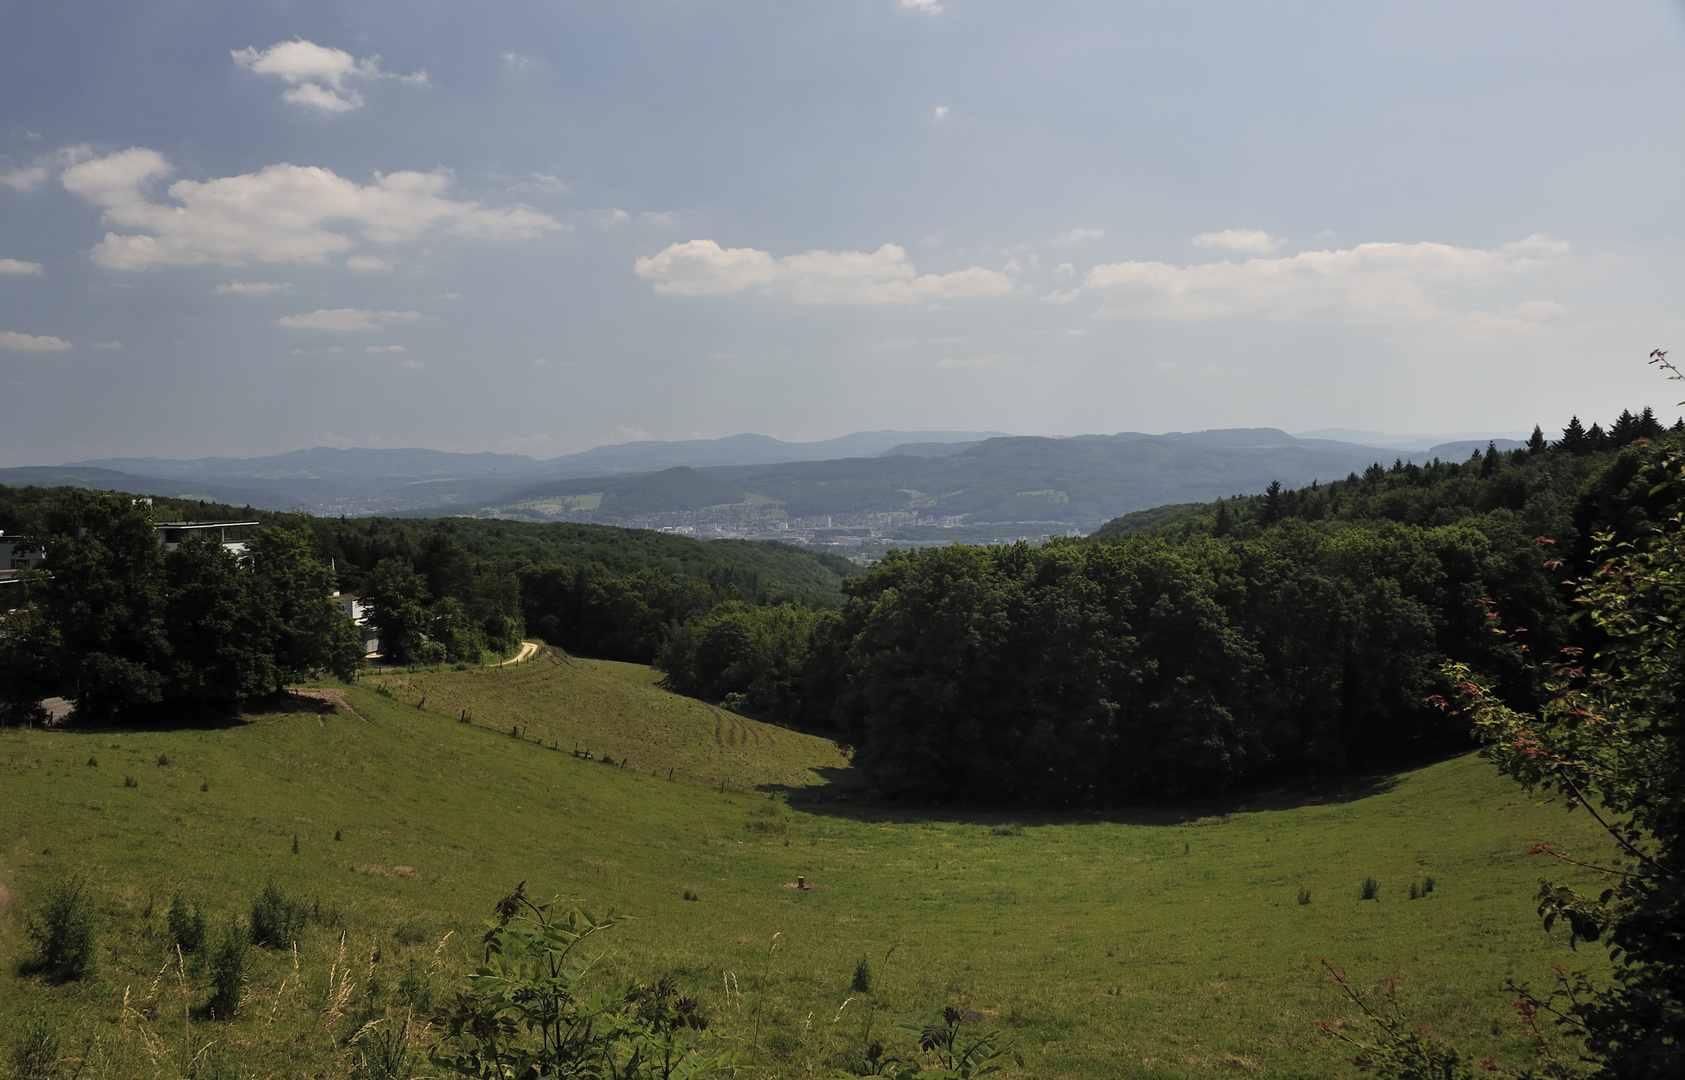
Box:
1, 650, 1612, 1079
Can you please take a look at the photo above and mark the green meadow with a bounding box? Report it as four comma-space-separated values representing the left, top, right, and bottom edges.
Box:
1, 649, 1611, 1079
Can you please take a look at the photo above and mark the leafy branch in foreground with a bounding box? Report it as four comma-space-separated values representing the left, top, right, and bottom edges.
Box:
429, 881, 738, 1079
1327, 432, 1685, 1079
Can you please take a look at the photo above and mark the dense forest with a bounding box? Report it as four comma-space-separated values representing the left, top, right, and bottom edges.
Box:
6, 408, 1682, 809
661, 409, 1685, 805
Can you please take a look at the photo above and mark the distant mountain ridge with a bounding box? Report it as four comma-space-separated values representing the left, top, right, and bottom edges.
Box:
0, 426, 1530, 524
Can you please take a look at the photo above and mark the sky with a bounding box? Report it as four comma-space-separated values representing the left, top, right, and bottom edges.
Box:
4, 1, 1685, 466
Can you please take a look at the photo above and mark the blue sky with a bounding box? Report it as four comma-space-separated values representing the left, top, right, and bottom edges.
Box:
4, 1, 1685, 465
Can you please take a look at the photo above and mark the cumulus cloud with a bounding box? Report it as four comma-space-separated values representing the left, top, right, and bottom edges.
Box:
1053, 228, 1103, 244
232, 39, 426, 113
507, 172, 569, 196
933, 105, 949, 119
634, 240, 1014, 304
592, 208, 630, 227
1191, 229, 1281, 254
92, 341, 124, 349
901, 0, 944, 13
215, 279, 293, 296
1, 330, 71, 351
365, 344, 407, 353
0, 258, 44, 275
1076, 236, 1569, 325
612, 427, 654, 442
347, 254, 394, 271
59, 148, 562, 269
0, 165, 48, 191
500, 52, 533, 69
277, 308, 421, 331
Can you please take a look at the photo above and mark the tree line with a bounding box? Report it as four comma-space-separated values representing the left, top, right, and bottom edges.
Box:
655, 415, 1685, 806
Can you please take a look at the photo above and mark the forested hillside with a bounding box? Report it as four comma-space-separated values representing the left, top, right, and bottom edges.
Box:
657, 412, 1684, 806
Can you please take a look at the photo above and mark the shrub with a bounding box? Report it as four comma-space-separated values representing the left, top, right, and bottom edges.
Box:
352, 1017, 414, 1080
1361, 877, 1380, 901
22, 875, 97, 982
1408, 882, 1421, 900
1423, 876, 1435, 894
852, 956, 873, 993
393, 921, 428, 946
86, 756, 97, 768
168, 891, 206, 952
157, 753, 169, 766
199, 781, 208, 792
10, 1016, 59, 1080
123, 775, 137, 788
249, 880, 307, 948
1297, 887, 1312, 906
682, 889, 699, 902
205, 918, 250, 1020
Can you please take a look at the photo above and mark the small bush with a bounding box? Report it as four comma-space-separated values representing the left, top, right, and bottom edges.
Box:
393, 921, 429, 946
200, 781, 208, 792
682, 889, 699, 902
1361, 877, 1380, 901
157, 753, 170, 767
10, 1015, 59, 1080
123, 775, 137, 788
1297, 887, 1312, 905
22, 874, 97, 982
852, 956, 873, 993
250, 880, 308, 948
86, 757, 97, 768
205, 918, 250, 1020
351, 1017, 414, 1080
1408, 881, 1421, 900
1423, 876, 1436, 894
292, 833, 299, 855
168, 892, 207, 952
335, 828, 343, 841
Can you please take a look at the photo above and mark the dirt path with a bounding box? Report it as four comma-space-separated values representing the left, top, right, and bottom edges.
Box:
501, 640, 540, 666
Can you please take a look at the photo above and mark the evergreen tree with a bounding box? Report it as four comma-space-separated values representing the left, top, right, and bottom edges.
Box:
1561, 415, 1590, 454
1527, 424, 1547, 454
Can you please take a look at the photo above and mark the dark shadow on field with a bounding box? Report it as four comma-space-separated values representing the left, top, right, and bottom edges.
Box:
37, 690, 342, 734
770, 749, 1469, 829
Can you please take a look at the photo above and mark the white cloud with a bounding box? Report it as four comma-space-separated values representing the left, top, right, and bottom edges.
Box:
874, 338, 915, 349
507, 172, 570, 196
901, 0, 944, 13
500, 53, 533, 69
1078, 235, 1570, 325
1191, 229, 1281, 254
640, 210, 677, 225
500, 433, 552, 452
933, 105, 949, 119
277, 308, 421, 331
634, 240, 1014, 304
1053, 228, 1103, 244
438, 292, 465, 300
1055, 262, 1076, 277
1, 330, 71, 351
592, 208, 630, 227
402, 358, 426, 369
347, 254, 394, 271
0, 258, 44, 275
60, 148, 563, 270
232, 40, 425, 114
612, 427, 654, 442
365, 344, 408, 353
0, 165, 48, 191
92, 341, 124, 349
215, 279, 293, 296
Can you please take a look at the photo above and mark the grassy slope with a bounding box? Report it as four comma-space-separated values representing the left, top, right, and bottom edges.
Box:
0, 665, 1612, 1080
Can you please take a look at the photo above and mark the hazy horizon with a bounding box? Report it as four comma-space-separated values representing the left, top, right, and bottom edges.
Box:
6, 2, 1685, 467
